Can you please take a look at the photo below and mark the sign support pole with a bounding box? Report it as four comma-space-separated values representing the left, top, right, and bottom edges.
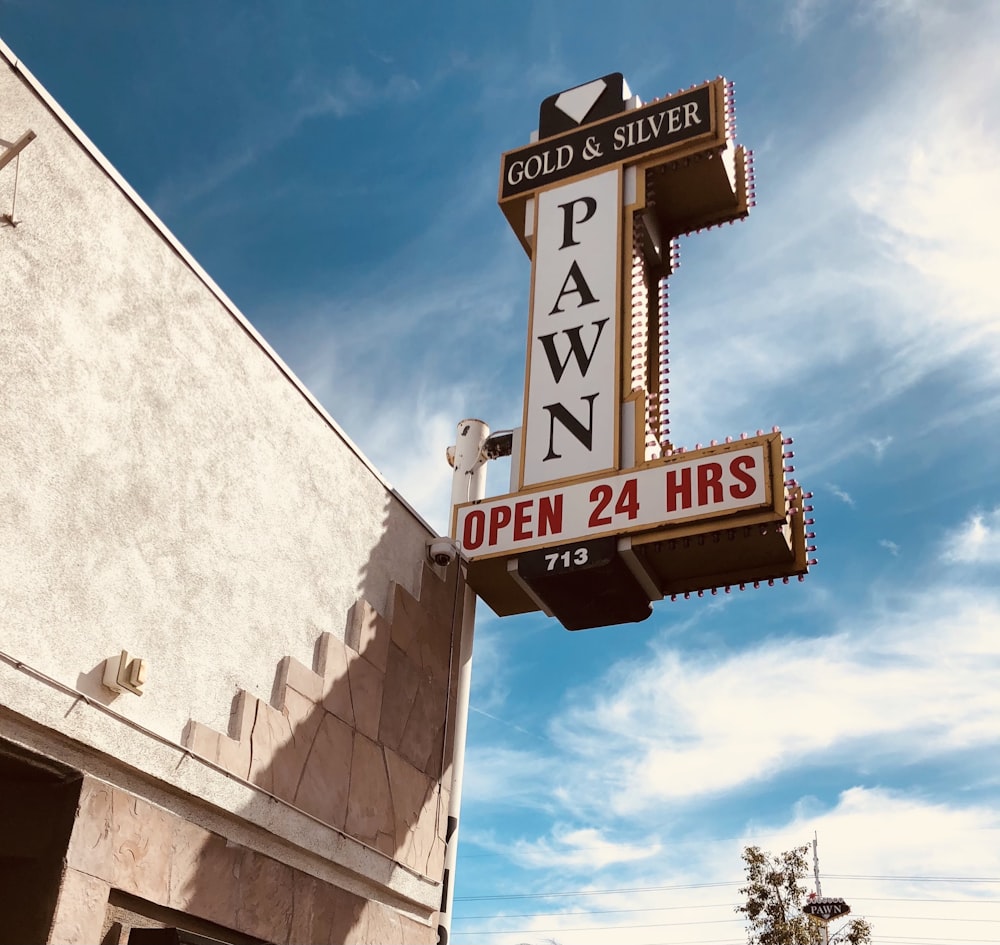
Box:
814, 834, 829, 944
439, 420, 489, 944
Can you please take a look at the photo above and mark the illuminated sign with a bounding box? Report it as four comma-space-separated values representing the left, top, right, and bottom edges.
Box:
500, 83, 711, 198
458, 438, 771, 558
454, 72, 813, 630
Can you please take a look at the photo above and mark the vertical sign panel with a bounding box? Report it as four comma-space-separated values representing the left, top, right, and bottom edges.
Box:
521, 169, 620, 488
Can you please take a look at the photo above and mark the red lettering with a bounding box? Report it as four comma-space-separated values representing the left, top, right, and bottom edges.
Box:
488, 505, 512, 547
513, 500, 533, 541
697, 462, 723, 506
729, 454, 757, 499
666, 467, 692, 512
614, 478, 639, 519
589, 483, 613, 526
538, 495, 563, 537
462, 510, 485, 550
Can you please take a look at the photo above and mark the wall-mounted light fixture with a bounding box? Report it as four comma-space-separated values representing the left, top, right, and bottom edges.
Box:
102, 650, 148, 696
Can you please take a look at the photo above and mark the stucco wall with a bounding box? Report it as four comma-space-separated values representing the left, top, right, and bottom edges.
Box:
0, 50, 438, 747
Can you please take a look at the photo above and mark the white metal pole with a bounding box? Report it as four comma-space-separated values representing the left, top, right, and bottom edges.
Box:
813, 831, 823, 897
438, 419, 488, 945
813, 833, 829, 945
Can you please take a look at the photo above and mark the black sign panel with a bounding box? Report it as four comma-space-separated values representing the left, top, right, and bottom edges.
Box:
517, 537, 652, 631
500, 84, 713, 200
803, 899, 851, 921
518, 536, 618, 580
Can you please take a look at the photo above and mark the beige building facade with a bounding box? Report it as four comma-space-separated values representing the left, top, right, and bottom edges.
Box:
1, 37, 470, 944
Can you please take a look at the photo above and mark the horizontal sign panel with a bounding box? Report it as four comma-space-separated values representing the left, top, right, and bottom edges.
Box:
499, 82, 714, 200
804, 899, 851, 921
454, 440, 774, 559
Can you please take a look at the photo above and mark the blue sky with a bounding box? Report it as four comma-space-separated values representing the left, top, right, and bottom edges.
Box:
4, 1, 1000, 942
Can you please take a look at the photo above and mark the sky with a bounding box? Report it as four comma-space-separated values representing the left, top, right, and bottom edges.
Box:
3, 1, 1000, 943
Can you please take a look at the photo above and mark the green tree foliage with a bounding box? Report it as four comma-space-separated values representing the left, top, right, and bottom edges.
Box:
737, 845, 872, 945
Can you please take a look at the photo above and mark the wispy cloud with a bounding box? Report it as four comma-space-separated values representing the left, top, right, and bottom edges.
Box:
827, 484, 856, 508
507, 827, 663, 871
878, 538, 900, 556
941, 508, 1000, 565
663, 3, 1000, 458
869, 435, 892, 460
785, 0, 832, 39
473, 586, 1000, 826
151, 66, 422, 213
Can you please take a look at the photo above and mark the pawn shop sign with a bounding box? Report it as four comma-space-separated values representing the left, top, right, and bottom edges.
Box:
452, 73, 815, 631
804, 898, 852, 922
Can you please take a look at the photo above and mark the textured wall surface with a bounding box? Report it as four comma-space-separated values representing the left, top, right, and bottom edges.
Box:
0, 50, 437, 752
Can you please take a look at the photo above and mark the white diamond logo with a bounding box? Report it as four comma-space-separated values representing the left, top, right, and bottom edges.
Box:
554, 78, 607, 125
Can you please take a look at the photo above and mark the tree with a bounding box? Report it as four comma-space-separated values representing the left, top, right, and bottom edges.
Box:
737, 845, 872, 945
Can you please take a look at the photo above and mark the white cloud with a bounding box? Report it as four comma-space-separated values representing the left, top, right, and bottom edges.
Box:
527, 587, 1000, 819
506, 827, 662, 872
878, 538, 899, 556
942, 508, 1000, 565
461, 743, 557, 810
458, 787, 1000, 945
869, 436, 892, 460
827, 484, 855, 508
663, 3, 1000, 454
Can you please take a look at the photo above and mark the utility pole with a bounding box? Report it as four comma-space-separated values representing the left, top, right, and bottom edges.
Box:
813, 833, 829, 945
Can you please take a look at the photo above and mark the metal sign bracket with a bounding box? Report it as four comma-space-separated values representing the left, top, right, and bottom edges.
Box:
1, 129, 37, 226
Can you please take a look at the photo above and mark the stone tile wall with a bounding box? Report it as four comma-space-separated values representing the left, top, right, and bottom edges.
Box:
49, 778, 435, 944
183, 564, 460, 880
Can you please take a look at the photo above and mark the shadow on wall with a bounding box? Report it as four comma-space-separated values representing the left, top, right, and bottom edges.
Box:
177, 493, 463, 944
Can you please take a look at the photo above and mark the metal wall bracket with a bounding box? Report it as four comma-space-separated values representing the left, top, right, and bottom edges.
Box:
1, 129, 36, 226
0, 129, 35, 172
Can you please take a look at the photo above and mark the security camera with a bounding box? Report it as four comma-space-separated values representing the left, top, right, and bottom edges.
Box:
428, 538, 458, 567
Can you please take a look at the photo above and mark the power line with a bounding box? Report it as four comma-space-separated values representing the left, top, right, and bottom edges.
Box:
866, 914, 1000, 923
827, 873, 1000, 883
874, 937, 1000, 944
852, 897, 1000, 904
456, 874, 1000, 902
452, 917, 743, 935
456, 880, 740, 901
453, 914, 1000, 936
456, 895, 1000, 920
459, 902, 733, 918
455, 938, 744, 945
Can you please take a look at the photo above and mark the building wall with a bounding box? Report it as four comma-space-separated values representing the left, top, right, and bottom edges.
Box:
0, 39, 465, 943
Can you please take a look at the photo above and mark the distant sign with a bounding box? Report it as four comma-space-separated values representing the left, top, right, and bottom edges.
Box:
804, 898, 851, 921
455, 440, 769, 559
500, 84, 712, 199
